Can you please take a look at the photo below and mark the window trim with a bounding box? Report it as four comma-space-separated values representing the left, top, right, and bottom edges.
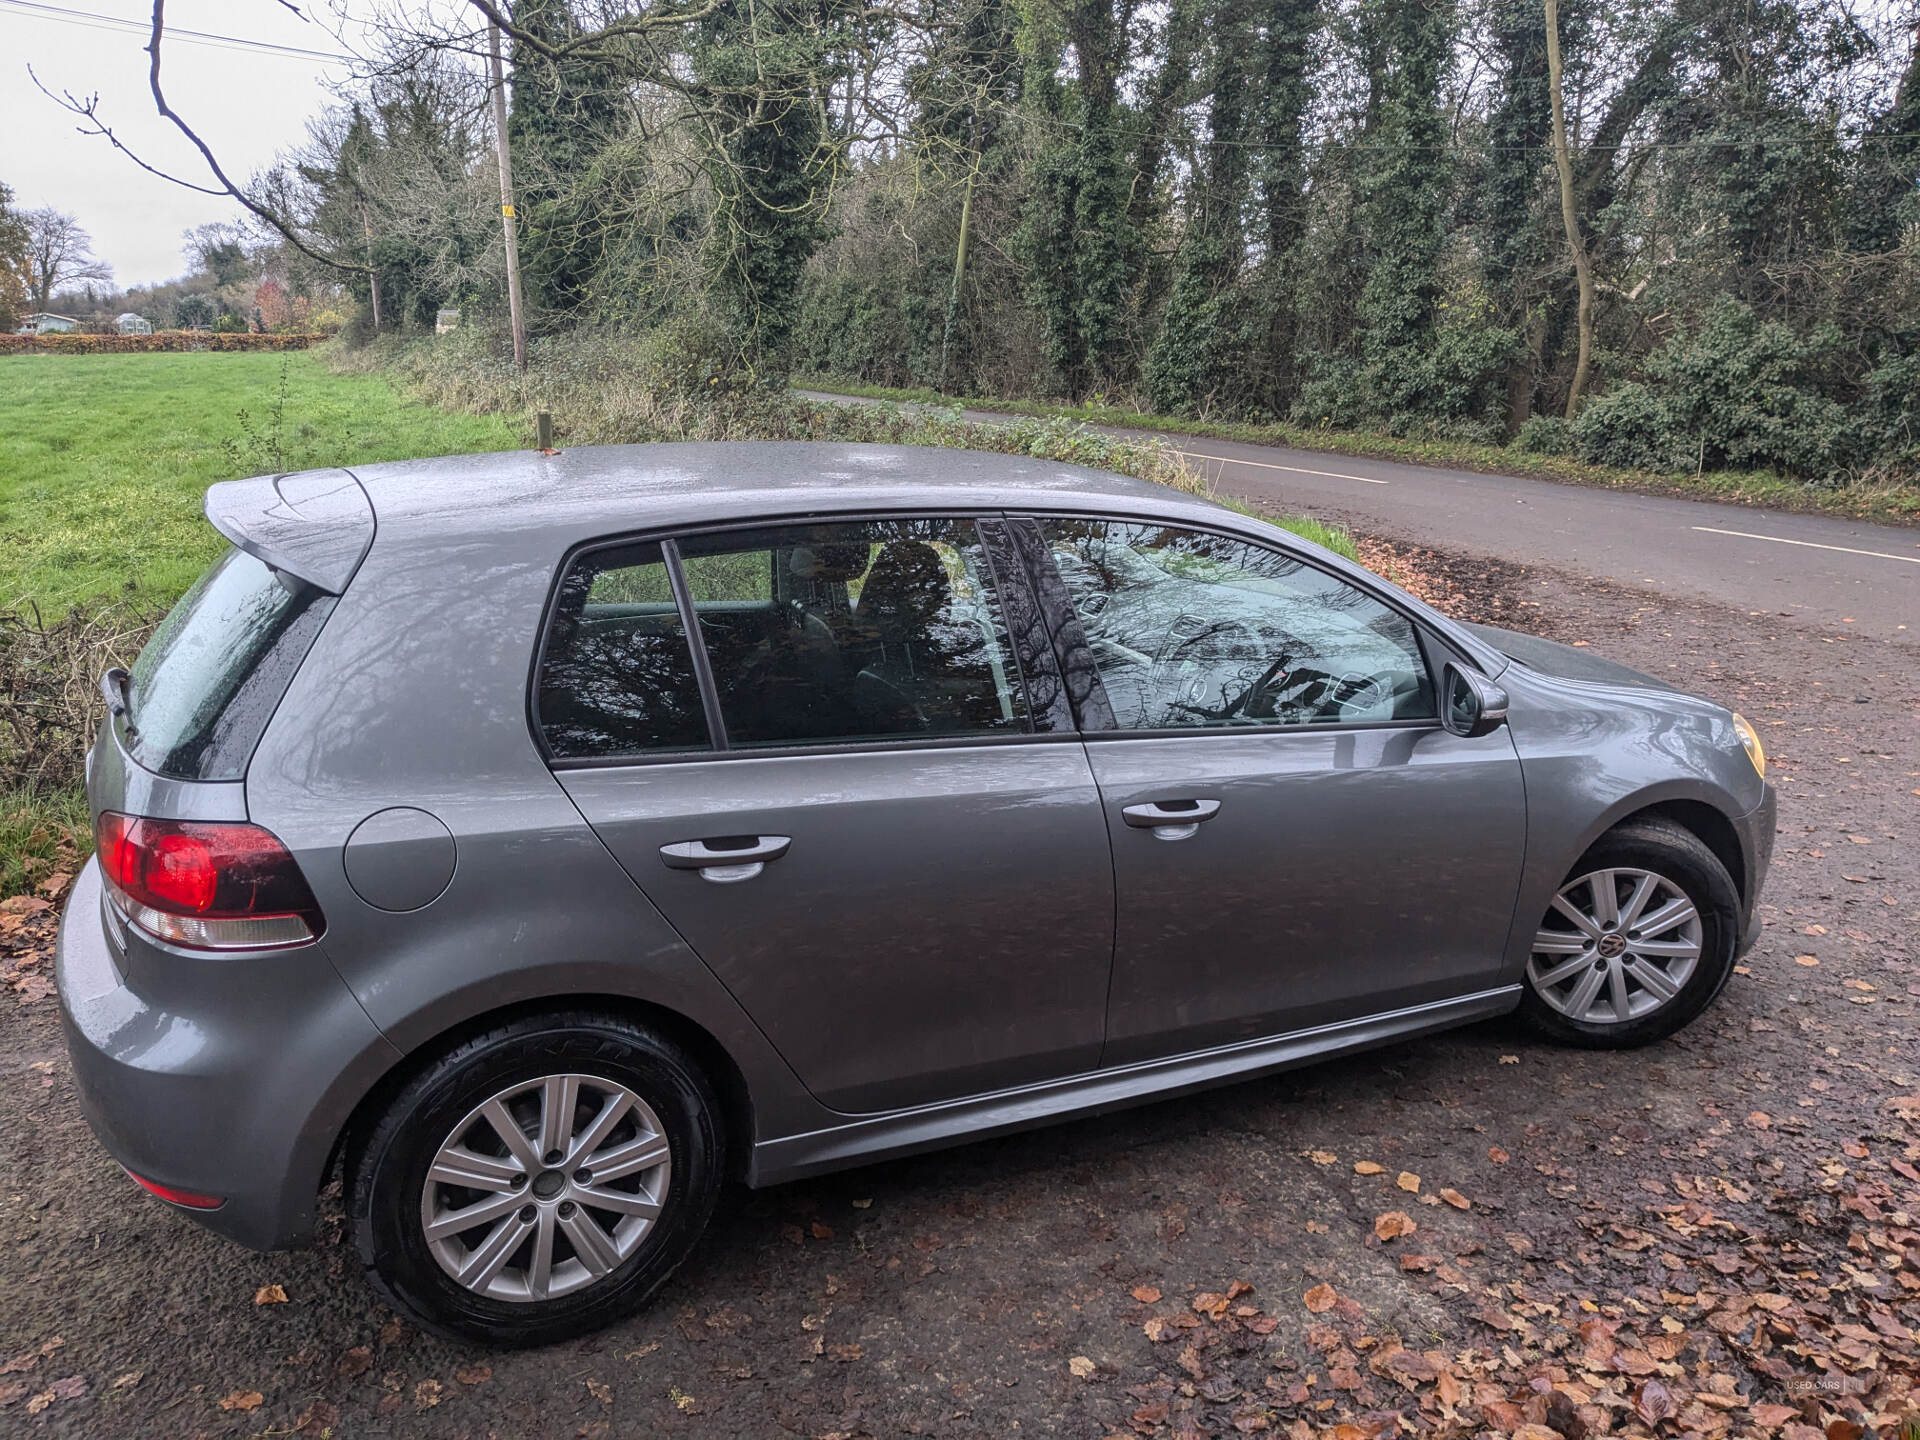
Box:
530, 510, 1065, 769
1009, 510, 1447, 741
661, 537, 729, 752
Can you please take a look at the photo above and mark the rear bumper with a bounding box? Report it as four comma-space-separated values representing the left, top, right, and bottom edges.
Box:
56, 858, 401, 1250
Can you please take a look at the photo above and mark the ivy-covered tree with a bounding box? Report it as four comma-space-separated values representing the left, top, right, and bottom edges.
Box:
1353, 0, 1459, 419
507, 0, 627, 319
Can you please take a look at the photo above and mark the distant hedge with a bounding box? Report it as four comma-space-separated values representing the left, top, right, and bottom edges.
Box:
0, 332, 323, 354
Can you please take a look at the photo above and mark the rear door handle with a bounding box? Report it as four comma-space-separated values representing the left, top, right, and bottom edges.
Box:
1121, 798, 1222, 841
659, 834, 792, 883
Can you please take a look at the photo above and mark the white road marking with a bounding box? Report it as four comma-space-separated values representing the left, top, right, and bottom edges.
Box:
1177, 450, 1391, 485
1690, 526, 1920, 566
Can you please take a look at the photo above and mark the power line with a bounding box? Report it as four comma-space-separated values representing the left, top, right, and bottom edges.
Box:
0, 0, 356, 63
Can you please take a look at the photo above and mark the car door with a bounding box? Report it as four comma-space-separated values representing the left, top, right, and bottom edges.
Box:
1014, 515, 1527, 1067
540, 516, 1116, 1115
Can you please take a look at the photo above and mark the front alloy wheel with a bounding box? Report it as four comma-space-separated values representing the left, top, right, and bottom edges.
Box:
1528, 867, 1702, 1026
1518, 818, 1739, 1048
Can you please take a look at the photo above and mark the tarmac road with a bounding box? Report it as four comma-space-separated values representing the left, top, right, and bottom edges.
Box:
799, 391, 1920, 645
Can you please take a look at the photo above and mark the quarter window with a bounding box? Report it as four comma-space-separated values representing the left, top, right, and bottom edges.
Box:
676, 519, 1028, 746
1039, 519, 1435, 729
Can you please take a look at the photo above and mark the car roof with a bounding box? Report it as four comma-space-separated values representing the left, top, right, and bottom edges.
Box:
343, 442, 1215, 543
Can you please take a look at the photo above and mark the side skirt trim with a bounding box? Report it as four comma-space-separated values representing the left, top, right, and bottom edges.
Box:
747, 986, 1522, 1186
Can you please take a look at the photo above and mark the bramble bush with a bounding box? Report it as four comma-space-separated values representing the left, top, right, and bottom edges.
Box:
1572, 300, 1874, 479
0, 332, 323, 355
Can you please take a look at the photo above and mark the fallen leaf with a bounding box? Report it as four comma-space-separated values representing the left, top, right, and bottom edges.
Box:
25, 1376, 84, 1415
294, 1399, 340, 1432
455, 1364, 491, 1385
1752, 1403, 1799, 1428
1747, 1111, 1771, 1130
1303, 1283, 1338, 1314
1499, 1054, 1520, 1064
1488, 1146, 1509, 1164
1634, 1379, 1675, 1428
219, 1389, 265, 1412
337, 1346, 372, 1379
1308, 1150, 1337, 1166
1439, 1188, 1470, 1210
415, 1379, 445, 1410
254, 1283, 288, 1305
1373, 1210, 1417, 1241
1396, 1171, 1420, 1193
1069, 1355, 1097, 1379
1132, 1286, 1162, 1304
1353, 1161, 1384, 1175
850, 1198, 871, 1209
1794, 954, 1820, 967
1305, 1219, 1328, 1234
584, 1377, 611, 1404
810, 1221, 834, 1239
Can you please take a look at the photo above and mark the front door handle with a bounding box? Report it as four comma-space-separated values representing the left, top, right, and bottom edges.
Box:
1121, 798, 1222, 841
659, 834, 792, 884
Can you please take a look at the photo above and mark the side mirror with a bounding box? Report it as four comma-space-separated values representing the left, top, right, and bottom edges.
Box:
1441, 662, 1509, 738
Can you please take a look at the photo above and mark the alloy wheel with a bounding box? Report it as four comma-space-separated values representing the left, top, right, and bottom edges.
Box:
420, 1074, 671, 1303
1527, 867, 1703, 1026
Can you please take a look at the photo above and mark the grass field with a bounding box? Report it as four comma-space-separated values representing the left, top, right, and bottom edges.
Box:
0, 350, 521, 616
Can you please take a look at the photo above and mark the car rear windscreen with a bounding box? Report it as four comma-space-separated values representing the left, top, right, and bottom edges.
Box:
123, 546, 335, 781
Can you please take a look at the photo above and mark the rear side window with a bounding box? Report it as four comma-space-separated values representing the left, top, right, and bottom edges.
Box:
536, 543, 711, 758
535, 519, 1032, 761
125, 547, 334, 780
677, 518, 1027, 747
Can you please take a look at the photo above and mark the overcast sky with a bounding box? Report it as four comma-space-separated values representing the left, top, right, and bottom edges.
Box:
0, 1, 361, 290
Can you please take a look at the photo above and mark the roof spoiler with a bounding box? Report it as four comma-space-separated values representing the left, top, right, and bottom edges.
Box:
203, 469, 375, 595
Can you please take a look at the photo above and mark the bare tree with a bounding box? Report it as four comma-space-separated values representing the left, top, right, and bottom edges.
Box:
21, 209, 113, 311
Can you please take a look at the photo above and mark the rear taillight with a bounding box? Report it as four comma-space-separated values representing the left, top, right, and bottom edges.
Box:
95, 812, 325, 951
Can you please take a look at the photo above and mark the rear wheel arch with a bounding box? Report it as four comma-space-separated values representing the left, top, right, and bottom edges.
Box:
330, 993, 756, 1194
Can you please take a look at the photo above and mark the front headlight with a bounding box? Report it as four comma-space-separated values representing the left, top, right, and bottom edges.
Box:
1733, 713, 1766, 779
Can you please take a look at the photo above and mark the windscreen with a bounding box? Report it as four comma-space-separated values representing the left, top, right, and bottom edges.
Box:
124, 547, 334, 780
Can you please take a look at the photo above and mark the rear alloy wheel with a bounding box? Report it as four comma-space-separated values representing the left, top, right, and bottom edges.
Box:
350, 1013, 723, 1346
1519, 819, 1739, 1047
421, 1074, 672, 1303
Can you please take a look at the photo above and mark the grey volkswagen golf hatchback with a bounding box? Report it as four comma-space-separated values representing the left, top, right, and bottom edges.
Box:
59, 443, 1774, 1345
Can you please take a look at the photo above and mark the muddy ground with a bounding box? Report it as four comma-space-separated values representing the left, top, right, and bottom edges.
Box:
1, 538, 1914, 1439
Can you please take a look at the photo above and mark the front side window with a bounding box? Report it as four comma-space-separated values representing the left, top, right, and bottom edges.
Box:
677, 518, 1028, 747
1039, 519, 1435, 729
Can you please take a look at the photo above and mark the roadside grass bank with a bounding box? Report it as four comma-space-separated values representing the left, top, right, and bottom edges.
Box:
797, 376, 1920, 525
341, 331, 1361, 559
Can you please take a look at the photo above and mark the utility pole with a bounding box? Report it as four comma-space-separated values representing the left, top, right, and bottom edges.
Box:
360, 202, 382, 334
488, 16, 528, 371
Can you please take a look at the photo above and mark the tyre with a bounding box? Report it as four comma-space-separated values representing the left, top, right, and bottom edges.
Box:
348, 1011, 724, 1346
1518, 818, 1740, 1048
